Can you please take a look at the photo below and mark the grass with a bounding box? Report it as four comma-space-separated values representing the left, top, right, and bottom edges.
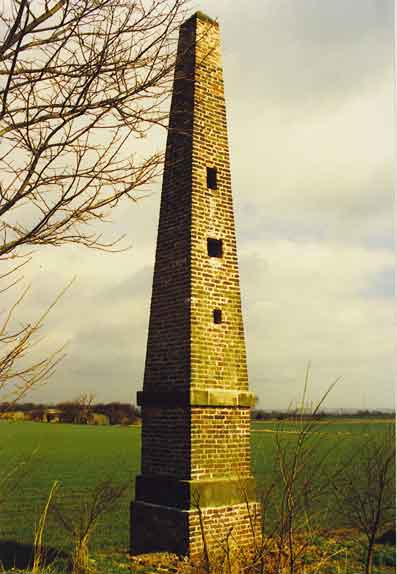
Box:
0, 419, 394, 566
0, 422, 140, 553
251, 418, 393, 480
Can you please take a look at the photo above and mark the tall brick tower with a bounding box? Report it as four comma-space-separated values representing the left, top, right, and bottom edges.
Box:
131, 12, 260, 557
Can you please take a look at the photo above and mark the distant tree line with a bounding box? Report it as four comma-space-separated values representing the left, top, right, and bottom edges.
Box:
0, 401, 141, 425
251, 409, 395, 421
2, 403, 393, 424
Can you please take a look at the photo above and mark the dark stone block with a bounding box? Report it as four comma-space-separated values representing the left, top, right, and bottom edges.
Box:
130, 501, 189, 555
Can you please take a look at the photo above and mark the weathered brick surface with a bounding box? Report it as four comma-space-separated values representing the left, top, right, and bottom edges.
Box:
191, 408, 251, 480
132, 12, 260, 557
190, 17, 248, 393
141, 407, 190, 478
189, 502, 262, 558
131, 501, 262, 558
143, 13, 247, 394
142, 15, 194, 394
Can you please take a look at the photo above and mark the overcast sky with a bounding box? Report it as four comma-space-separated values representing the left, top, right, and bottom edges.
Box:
13, 0, 394, 410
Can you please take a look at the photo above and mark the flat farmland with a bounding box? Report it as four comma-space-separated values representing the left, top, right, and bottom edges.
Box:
0, 419, 394, 554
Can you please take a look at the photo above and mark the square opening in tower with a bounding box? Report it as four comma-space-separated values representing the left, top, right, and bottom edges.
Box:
213, 309, 222, 324
207, 167, 217, 190
207, 238, 223, 258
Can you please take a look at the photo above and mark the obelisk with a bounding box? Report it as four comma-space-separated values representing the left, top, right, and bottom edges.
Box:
131, 11, 260, 557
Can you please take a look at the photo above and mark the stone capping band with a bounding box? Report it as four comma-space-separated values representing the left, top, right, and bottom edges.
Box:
137, 388, 256, 408
135, 475, 257, 509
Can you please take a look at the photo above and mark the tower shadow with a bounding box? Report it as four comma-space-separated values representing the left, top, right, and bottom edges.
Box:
0, 540, 69, 571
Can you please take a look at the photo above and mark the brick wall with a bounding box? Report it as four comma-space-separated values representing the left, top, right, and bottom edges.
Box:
132, 501, 262, 558
142, 16, 195, 393
191, 408, 251, 480
190, 16, 248, 393
141, 407, 190, 478
189, 502, 262, 558
143, 13, 248, 395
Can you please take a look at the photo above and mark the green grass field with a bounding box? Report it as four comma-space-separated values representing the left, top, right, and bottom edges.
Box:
0, 419, 394, 557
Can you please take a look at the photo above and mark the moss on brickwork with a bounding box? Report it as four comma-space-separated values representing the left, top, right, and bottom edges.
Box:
189, 477, 257, 507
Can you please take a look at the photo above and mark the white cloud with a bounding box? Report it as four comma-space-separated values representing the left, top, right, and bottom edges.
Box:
230, 75, 393, 247
240, 240, 394, 408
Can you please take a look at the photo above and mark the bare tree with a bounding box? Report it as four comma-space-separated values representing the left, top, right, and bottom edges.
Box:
0, 0, 186, 255
53, 480, 128, 574
332, 423, 395, 574
0, 0, 187, 401
75, 391, 95, 423
263, 367, 340, 574
0, 265, 74, 404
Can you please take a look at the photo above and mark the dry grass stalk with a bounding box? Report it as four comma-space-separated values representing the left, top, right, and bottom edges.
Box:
32, 480, 59, 574
53, 480, 128, 574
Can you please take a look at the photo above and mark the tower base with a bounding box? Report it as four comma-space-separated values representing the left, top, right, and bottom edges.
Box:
131, 500, 262, 558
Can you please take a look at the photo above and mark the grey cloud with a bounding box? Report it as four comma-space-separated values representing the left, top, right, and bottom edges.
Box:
34, 310, 148, 403
238, 242, 393, 409
218, 0, 393, 109
96, 266, 153, 303
359, 265, 394, 299
234, 165, 393, 249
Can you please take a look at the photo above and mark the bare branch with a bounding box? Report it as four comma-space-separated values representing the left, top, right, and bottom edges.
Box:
0, 0, 188, 257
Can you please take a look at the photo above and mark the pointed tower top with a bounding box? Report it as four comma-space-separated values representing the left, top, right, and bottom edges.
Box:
182, 11, 219, 27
